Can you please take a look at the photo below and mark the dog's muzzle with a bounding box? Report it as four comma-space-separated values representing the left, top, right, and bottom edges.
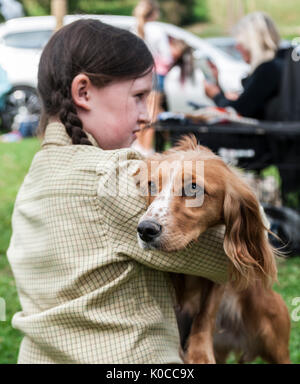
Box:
137, 220, 162, 243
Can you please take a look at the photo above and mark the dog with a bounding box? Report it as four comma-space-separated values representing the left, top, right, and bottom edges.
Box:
135, 135, 291, 364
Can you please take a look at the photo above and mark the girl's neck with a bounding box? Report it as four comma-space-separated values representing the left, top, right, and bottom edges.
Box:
48, 116, 61, 124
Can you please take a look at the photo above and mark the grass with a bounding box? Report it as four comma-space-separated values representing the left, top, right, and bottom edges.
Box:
227, 257, 300, 364
0, 138, 40, 364
0, 138, 299, 364
274, 258, 300, 364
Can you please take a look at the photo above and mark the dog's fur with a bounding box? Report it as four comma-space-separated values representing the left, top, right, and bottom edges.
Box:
136, 135, 290, 364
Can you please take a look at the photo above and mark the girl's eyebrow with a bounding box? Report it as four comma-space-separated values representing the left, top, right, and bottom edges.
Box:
133, 87, 152, 94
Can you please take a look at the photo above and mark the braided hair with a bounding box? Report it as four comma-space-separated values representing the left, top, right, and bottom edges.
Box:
37, 19, 154, 145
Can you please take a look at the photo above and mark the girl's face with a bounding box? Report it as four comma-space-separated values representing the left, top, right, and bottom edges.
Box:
73, 72, 153, 150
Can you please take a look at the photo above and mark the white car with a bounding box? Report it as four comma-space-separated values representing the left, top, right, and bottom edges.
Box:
0, 15, 249, 129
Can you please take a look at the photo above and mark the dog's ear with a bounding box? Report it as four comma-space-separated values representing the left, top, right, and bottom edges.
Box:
223, 175, 277, 289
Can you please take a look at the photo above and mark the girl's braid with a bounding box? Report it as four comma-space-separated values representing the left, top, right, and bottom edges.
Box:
57, 90, 93, 146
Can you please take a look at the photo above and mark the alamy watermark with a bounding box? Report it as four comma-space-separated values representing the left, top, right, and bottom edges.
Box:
0, 297, 5, 321
291, 38, 300, 62
291, 297, 300, 322
97, 152, 205, 208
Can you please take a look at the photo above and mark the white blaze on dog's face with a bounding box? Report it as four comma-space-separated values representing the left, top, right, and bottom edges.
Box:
136, 139, 227, 251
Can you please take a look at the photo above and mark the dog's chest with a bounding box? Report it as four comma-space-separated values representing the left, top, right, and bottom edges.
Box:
214, 289, 249, 353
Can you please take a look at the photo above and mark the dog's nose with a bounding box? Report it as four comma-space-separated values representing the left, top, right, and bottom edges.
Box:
137, 220, 162, 242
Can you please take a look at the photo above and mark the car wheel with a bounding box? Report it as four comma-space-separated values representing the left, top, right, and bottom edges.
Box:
1, 86, 40, 132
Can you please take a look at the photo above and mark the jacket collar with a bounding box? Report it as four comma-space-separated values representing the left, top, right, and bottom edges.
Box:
41, 122, 100, 148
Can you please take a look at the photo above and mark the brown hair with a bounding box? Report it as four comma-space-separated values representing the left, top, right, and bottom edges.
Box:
37, 19, 154, 145
133, 0, 160, 39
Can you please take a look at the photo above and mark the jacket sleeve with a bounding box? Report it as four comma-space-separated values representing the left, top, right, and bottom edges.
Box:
96, 150, 229, 284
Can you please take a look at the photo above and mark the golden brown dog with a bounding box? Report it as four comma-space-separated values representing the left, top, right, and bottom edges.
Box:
136, 135, 290, 364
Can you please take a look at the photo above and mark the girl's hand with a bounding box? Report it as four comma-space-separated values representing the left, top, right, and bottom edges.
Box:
204, 81, 221, 99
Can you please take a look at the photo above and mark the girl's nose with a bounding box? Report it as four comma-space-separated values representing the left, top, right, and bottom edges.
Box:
138, 109, 151, 125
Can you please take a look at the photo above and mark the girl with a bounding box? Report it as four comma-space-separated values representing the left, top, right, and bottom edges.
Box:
7, 19, 228, 364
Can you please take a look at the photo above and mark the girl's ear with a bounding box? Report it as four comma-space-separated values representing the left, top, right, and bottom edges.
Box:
71, 74, 91, 111
223, 176, 277, 289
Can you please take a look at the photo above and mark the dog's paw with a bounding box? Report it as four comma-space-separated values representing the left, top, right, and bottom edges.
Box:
186, 349, 216, 364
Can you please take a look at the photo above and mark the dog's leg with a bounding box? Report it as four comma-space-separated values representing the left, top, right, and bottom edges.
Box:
185, 281, 224, 364
214, 348, 231, 364
256, 291, 291, 364
233, 283, 291, 364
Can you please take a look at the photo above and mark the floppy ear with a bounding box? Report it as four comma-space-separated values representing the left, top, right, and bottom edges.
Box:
223, 174, 277, 289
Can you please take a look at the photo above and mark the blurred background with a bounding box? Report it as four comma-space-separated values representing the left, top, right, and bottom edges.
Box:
11, 0, 300, 38
0, 0, 299, 364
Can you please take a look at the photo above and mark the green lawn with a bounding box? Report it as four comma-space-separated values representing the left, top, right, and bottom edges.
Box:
0, 138, 40, 364
0, 138, 299, 364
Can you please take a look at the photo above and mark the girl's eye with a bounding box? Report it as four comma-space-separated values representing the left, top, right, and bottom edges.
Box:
182, 183, 204, 197
135, 93, 144, 100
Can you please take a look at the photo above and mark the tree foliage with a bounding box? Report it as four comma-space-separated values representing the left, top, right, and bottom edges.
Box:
19, 0, 208, 26
159, 0, 208, 25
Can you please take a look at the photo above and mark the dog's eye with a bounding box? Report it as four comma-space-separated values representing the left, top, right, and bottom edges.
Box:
182, 183, 204, 197
148, 181, 157, 195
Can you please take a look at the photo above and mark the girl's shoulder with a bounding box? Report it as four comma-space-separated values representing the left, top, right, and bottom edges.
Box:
39, 144, 144, 174
19, 145, 145, 205
93, 147, 144, 177
255, 56, 283, 76
39, 122, 145, 179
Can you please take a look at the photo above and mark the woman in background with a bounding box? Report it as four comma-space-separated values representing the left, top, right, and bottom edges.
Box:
205, 12, 284, 120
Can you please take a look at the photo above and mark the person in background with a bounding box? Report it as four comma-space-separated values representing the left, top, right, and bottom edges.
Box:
132, 0, 174, 155
204, 12, 284, 120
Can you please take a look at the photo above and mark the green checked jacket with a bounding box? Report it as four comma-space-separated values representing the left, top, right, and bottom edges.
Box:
7, 122, 229, 364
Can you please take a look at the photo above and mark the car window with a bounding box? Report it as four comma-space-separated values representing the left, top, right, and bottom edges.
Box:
2, 30, 53, 49
214, 44, 243, 61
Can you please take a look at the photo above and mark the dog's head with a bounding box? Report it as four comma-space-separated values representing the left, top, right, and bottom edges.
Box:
135, 135, 277, 288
